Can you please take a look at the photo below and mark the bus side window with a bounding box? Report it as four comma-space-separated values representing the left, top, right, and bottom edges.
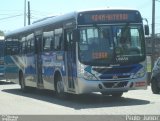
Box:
60, 35, 64, 50
54, 34, 63, 50
43, 37, 52, 52
66, 32, 73, 51
11, 39, 19, 55
30, 39, 34, 53
5, 39, 10, 55
43, 31, 54, 52
66, 33, 69, 50
21, 37, 25, 54
26, 33, 34, 53
50, 39, 54, 50
22, 42, 26, 54
27, 40, 31, 53
54, 28, 63, 51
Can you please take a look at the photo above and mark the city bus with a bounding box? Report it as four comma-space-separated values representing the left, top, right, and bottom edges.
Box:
4, 8, 149, 97
0, 36, 5, 80
4, 39, 21, 81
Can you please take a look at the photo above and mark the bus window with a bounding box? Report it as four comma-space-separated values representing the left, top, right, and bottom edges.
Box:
54, 35, 61, 50
5, 38, 20, 55
25, 41, 28, 53
26, 33, 34, 53
54, 28, 63, 51
43, 31, 54, 52
114, 25, 142, 55
67, 32, 73, 43
22, 41, 26, 54
27, 40, 31, 53
21, 37, 26, 54
30, 39, 34, 52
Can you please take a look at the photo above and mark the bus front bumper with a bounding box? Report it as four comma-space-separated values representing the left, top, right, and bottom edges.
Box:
76, 76, 147, 94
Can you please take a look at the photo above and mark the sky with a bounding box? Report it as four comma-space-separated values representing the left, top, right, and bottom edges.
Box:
0, 0, 160, 34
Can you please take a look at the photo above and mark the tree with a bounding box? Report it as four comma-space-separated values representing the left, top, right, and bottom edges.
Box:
0, 30, 4, 36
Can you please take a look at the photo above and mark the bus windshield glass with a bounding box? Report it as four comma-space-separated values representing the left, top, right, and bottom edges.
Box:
78, 24, 145, 66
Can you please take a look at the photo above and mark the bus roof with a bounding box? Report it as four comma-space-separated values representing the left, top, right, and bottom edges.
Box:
5, 8, 140, 37
5, 11, 77, 37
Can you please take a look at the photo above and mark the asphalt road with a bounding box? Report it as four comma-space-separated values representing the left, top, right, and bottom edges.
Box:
0, 80, 160, 116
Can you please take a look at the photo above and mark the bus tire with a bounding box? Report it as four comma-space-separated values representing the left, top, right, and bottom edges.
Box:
55, 74, 66, 98
151, 79, 160, 94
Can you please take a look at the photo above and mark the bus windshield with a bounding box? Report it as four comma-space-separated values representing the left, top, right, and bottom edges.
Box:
78, 24, 145, 66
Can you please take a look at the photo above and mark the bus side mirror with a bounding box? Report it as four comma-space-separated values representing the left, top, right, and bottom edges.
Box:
73, 29, 80, 41
144, 25, 149, 35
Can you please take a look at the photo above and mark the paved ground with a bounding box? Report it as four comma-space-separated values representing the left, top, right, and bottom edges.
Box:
0, 81, 159, 115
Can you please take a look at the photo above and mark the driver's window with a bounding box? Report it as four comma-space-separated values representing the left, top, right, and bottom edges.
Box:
130, 28, 140, 48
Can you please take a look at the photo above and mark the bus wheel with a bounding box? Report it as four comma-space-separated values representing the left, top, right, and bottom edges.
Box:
151, 79, 160, 94
111, 92, 123, 98
55, 76, 66, 98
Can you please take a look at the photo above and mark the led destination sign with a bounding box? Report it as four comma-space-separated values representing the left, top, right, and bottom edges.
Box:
78, 10, 142, 25
91, 13, 128, 22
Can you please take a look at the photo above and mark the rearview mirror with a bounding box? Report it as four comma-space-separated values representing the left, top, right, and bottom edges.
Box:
144, 25, 149, 35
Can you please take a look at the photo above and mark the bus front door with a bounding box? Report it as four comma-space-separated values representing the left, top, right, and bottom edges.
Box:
35, 35, 43, 88
66, 30, 76, 91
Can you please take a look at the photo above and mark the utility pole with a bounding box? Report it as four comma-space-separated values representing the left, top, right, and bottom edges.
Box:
24, 0, 26, 26
151, 0, 155, 69
28, 1, 31, 25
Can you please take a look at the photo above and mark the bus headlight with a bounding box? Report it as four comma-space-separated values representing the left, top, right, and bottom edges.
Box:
83, 71, 97, 80
78, 63, 97, 80
133, 67, 145, 78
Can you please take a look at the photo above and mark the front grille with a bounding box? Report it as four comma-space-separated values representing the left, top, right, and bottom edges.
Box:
99, 74, 130, 80
103, 81, 128, 88
92, 64, 142, 80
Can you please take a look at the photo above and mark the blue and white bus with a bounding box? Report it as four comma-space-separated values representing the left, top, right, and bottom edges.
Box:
0, 36, 5, 80
5, 8, 149, 97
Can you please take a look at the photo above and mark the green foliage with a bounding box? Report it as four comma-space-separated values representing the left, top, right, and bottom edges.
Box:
0, 30, 4, 36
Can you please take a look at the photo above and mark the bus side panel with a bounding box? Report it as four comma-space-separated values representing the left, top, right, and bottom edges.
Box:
42, 51, 66, 91
42, 52, 55, 90
24, 53, 37, 87
0, 41, 5, 80
0, 64, 5, 80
